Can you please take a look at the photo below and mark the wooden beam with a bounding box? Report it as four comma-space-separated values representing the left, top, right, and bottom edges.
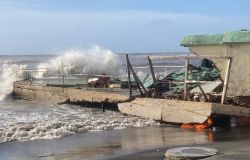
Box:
127, 58, 148, 96
184, 58, 189, 100
221, 57, 232, 104
148, 56, 160, 97
148, 56, 157, 84
188, 67, 208, 102
126, 54, 132, 97
132, 65, 185, 69
149, 55, 231, 60
198, 84, 208, 102
157, 80, 210, 84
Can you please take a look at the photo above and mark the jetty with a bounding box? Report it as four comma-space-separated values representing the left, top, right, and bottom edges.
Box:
13, 30, 250, 128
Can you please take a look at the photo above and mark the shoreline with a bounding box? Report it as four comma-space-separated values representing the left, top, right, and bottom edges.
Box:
112, 139, 250, 160
1, 126, 250, 160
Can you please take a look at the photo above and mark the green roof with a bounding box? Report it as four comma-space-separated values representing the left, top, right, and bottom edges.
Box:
223, 31, 250, 43
181, 30, 250, 46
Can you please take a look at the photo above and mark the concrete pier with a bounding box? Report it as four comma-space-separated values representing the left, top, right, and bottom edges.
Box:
13, 81, 250, 125
118, 98, 250, 124
13, 81, 131, 104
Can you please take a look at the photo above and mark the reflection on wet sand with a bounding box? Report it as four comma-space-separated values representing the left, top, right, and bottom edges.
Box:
1, 126, 250, 160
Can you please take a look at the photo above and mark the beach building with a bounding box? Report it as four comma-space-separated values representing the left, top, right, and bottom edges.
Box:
181, 30, 250, 97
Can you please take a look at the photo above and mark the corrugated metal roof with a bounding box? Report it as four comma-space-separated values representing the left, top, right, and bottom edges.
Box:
181, 30, 250, 46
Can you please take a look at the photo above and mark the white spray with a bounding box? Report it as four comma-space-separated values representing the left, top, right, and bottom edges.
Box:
0, 46, 121, 101
0, 64, 27, 101
36, 46, 121, 78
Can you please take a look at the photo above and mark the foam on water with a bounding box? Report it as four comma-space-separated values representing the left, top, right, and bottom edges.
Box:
0, 50, 159, 143
0, 102, 158, 143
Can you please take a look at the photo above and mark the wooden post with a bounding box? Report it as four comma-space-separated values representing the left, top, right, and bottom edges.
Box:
127, 56, 147, 96
198, 84, 208, 102
184, 57, 189, 100
148, 56, 157, 83
126, 54, 132, 97
102, 102, 105, 112
148, 56, 160, 97
221, 57, 232, 104
189, 69, 208, 102
128, 62, 143, 96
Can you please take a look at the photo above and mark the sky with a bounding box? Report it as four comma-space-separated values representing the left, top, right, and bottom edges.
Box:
0, 0, 250, 54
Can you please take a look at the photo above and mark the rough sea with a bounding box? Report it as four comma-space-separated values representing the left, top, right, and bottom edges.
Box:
0, 50, 160, 143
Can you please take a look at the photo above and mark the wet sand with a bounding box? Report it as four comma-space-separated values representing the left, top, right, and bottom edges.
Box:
1, 126, 250, 160
113, 139, 250, 160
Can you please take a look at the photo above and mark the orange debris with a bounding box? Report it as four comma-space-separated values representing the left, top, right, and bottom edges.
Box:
180, 117, 213, 130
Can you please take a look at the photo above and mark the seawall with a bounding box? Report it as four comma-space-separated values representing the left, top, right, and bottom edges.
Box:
13, 81, 131, 104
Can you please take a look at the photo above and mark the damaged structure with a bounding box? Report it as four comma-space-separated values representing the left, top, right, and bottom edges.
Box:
13, 30, 250, 128
119, 30, 250, 127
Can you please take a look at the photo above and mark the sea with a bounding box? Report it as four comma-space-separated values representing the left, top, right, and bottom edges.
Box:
0, 48, 250, 160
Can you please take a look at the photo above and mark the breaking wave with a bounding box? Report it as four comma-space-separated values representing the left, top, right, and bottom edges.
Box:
0, 64, 27, 101
36, 46, 122, 78
0, 103, 158, 143
0, 46, 122, 101
0, 48, 159, 143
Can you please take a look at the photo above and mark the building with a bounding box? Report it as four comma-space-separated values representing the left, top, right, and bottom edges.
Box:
181, 30, 250, 97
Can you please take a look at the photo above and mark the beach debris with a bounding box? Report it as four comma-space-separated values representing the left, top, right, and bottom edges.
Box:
190, 81, 223, 102
165, 147, 218, 160
87, 76, 110, 88
87, 78, 99, 84
180, 117, 213, 130
142, 58, 221, 101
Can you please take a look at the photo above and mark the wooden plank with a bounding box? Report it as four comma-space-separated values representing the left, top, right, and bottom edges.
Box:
129, 62, 143, 96
157, 80, 209, 84
148, 56, 160, 97
126, 54, 132, 97
198, 84, 208, 102
127, 58, 147, 96
132, 65, 185, 69
221, 57, 232, 104
149, 55, 231, 60
148, 56, 157, 84
184, 58, 189, 100
188, 67, 208, 102
153, 65, 185, 68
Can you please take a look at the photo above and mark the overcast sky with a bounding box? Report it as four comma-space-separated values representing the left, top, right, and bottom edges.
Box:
0, 0, 250, 54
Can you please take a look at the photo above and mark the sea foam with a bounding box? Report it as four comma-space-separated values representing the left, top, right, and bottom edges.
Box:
0, 103, 158, 143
